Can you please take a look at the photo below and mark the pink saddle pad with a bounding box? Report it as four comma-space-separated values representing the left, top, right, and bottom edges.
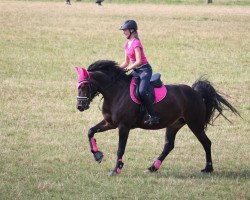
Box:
130, 77, 167, 104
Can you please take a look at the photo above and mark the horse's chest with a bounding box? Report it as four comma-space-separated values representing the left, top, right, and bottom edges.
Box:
102, 107, 127, 125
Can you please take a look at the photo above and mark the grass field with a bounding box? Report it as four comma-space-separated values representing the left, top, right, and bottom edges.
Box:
0, 1, 249, 199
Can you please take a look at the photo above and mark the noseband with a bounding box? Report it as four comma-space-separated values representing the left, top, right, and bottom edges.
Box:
76, 80, 99, 108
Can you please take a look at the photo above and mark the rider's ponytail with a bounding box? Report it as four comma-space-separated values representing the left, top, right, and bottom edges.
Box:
134, 31, 140, 40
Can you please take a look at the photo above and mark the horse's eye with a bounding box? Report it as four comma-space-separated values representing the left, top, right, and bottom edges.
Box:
80, 85, 85, 90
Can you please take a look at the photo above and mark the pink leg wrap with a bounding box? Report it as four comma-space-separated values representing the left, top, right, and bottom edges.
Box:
91, 138, 98, 153
116, 158, 123, 174
153, 160, 162, 169
116, 168, 122, 174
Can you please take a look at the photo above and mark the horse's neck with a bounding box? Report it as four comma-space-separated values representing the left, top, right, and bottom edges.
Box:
90, 72, 129, 100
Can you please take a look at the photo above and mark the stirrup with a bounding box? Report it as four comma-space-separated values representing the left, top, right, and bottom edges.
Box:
144, 115, 160, 126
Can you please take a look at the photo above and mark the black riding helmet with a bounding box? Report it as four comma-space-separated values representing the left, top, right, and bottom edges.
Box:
120, 20, 138, 39
120, 20, 138, 31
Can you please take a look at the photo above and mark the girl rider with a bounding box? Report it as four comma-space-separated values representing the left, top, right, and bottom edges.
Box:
119, 20, 159, 126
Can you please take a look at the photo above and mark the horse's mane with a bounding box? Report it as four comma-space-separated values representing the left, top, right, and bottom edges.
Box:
88, 60, 130, 80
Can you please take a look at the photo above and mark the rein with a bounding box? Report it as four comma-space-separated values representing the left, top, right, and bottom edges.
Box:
77, 80, 99, 103
101, 70, 127, 92
77, 70, 127, 103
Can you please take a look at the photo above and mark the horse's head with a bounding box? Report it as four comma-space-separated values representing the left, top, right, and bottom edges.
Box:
75, 66, 98, 112
75, 60, 129, 111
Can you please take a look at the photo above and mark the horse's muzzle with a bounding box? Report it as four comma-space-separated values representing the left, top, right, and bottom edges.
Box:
76, 96, 90, 112
77, 102, 90, 112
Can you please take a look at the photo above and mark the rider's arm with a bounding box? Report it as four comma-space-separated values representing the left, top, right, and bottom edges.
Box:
126, 47, 142, 71
120, 52, 130, 68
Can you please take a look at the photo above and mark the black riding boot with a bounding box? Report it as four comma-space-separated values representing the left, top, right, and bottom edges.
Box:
141, 93, 160, 126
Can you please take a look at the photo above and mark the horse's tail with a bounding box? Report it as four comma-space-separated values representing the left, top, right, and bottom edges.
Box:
192, 79, 241, 128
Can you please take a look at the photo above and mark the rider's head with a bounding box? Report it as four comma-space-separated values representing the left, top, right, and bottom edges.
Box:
120, 20, 138, 39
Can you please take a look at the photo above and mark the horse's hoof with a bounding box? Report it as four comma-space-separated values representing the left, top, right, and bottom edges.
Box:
147, 165, 159, 172
93, 151, 104, 163
108, 169, 117, 176
201, 167, 214, 173
143, 169, 152, 174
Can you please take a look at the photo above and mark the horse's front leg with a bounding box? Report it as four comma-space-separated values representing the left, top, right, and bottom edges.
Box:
88, 120, 115, 163
109, 124, 130, 176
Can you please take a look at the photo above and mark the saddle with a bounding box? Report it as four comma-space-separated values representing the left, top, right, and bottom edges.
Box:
130, 73, 167, 105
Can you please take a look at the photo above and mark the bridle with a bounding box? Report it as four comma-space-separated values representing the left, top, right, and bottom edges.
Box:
76, 79, 99, 109
76, 70, 127, 109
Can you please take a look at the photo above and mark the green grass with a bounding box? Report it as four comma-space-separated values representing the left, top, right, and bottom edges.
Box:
0, 1, 249, 199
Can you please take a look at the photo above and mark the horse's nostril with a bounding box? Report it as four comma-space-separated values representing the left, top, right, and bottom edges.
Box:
77, 105, 82, 110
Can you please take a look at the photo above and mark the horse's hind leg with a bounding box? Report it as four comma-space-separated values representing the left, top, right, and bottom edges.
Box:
187, 121, 214, 173
147, 121, 184, 172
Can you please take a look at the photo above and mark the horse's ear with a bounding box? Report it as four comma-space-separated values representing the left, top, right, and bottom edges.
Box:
82, 67, 90, 78
75, 66, 89, 81
75, 66, 80, 74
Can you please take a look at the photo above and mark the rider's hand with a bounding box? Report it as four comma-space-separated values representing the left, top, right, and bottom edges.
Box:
124, 68, 130, 73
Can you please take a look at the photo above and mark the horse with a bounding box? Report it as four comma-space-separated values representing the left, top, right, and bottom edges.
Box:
75, 60, 240, 176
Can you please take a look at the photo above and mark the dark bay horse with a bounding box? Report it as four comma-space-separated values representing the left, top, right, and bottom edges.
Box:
75, 60, 240, 176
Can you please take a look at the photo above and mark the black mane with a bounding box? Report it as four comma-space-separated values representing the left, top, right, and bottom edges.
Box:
88, 60, 123, 74
88, 60, 131, 79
